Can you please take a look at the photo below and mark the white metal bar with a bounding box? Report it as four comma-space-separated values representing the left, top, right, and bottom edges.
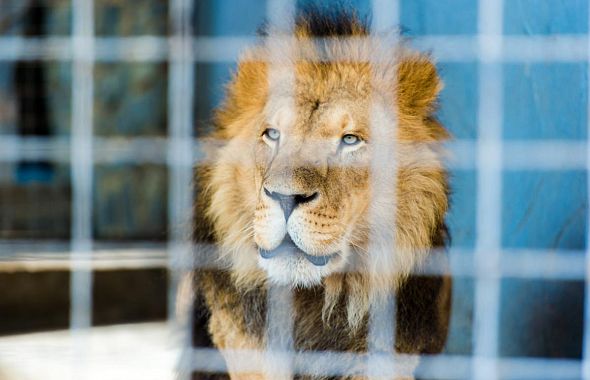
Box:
210, 247, 586, 281
412, 35, 589, 63
0, 136, 172, 164
263, 2, 297, 378
265, 285, 295, 378
0, 136, 586, 170
367, 1, 401, 378
0, 35, 587, 62
581, 2, 590, 379
266, 0, 296, 32
448, 140, 588, 171
69, 0, 95, 379
167, 0, 195, 379
473, 0, 504, 379
70, 0, 95, 330
0, 246, 167, 271
0, 244, 587, 280
188, 348, 583, 379
371, 0, 400, 34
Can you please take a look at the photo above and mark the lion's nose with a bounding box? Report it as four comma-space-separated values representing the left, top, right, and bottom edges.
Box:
263, 187, 318, 220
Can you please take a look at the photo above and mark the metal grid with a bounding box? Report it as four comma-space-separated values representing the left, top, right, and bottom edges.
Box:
0, 0, 587, 379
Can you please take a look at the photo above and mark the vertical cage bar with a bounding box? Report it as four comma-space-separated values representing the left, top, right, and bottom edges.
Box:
70, 0, 94, 338
473, 0, 504, 379
69, 0, 95, 377
371, 0, 400, 34
168, 0, 195, 378
264, 0, 297, 377
265, 284, 295, 377
267, 0, 296, 32
367, 0, 400, 378
582, 3, 590, 378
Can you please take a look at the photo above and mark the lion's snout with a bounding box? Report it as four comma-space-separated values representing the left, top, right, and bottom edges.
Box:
254, 181, 345, 262
263, 187, 318, 220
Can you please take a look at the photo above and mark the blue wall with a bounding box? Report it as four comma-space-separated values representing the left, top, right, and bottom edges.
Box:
196, 0, 588, 359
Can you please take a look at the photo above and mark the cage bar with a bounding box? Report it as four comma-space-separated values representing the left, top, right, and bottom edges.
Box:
262, 1, 298, 378
188, 348, 583, 379
473, 0, 504, 379
581, 2, 590, 379
0, 36, 587, 63
365, 1, 402, 378
166, 0, 196, 379
68, 0, 95, 379
0, 137, 586, 171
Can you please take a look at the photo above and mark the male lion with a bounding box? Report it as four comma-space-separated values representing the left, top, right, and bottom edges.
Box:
192, 8, 451, 380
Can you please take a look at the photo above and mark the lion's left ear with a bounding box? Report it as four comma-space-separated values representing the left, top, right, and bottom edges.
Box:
396, 55, 443, 117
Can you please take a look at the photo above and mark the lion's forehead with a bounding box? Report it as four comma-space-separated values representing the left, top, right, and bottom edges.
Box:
294, 61, 372, 92
265, 63, 372, 122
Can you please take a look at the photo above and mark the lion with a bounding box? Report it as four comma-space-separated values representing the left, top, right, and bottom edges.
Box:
192, 7, 451, 380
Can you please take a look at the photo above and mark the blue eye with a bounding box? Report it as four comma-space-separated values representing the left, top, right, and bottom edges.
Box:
264, 128, 280, 141
342, 134, 361, 146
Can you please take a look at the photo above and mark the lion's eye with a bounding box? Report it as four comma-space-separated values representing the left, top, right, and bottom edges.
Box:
263, 128, 280, 141
341, 134, 361, 146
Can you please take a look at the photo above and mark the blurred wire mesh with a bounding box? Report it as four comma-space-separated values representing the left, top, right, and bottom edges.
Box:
0, 0, 588, 379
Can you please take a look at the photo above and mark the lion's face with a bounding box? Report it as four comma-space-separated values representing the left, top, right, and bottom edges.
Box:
253, 95, 373, 286
205, 36, 449, 290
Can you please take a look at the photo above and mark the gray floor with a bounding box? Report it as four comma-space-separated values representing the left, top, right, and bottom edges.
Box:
0, 322, 179, 380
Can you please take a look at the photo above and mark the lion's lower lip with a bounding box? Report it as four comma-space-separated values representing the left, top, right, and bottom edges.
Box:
258, 237, 336, 267
302, 252, 335, 266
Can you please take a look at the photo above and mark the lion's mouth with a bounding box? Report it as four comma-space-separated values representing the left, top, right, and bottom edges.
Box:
258, 236, 337, 267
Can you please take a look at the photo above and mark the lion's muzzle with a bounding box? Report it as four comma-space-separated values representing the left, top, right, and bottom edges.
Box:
258, 235, 337, 267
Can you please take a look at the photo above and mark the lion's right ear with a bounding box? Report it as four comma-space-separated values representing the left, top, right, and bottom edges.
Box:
396, 55, 443, 117
215, 59, 268, 133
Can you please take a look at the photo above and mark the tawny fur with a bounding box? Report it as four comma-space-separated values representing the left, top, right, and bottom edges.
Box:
192, 10, 451, 380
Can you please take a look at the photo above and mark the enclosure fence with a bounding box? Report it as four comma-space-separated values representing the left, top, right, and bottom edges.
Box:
0, 0, 589, 379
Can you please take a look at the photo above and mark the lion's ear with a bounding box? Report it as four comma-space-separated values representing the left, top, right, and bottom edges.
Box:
396, 55, 443, 117
215, 59, 268, 135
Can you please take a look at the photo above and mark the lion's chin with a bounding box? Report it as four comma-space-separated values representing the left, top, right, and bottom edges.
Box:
257, 254, 336, 288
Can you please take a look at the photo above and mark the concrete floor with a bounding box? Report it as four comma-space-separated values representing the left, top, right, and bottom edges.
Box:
0, 322, 181, 380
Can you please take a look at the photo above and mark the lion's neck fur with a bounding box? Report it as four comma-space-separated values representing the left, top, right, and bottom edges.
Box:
198, 239, 446, 354
198, 268, 370, 351
215, 227, 446, 335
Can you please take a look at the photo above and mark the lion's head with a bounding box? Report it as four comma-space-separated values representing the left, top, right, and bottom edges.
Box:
199, 12, 449, 309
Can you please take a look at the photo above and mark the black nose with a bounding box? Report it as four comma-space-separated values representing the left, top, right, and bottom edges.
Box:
263, 188, 318, 220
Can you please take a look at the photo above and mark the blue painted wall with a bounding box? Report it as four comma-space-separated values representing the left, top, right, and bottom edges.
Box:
196, 0, 588, 359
